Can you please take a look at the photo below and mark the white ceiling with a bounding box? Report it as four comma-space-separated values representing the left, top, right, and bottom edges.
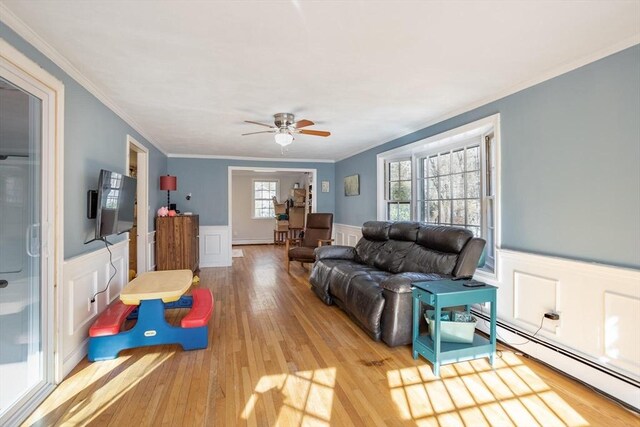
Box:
2, 1, 639, 161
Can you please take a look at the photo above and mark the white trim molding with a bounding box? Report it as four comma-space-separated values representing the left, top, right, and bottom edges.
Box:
335, 34, 640, 162
167, 153, 335, 163
232, 238, 273, 246
126, 135, 149, 275
199, 226, 232, 268
0, 36, 65, 425
474, 248, 640, 409
0, 4, 167, 156
147, 231, 156, 271
61, 241, 128, 378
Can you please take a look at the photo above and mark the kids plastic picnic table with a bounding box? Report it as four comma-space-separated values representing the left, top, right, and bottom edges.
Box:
88, 270, 213, 361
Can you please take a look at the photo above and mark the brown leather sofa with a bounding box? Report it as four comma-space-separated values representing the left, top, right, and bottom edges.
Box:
309, 221, 485, 347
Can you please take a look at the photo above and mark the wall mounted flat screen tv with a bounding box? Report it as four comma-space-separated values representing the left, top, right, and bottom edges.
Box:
94, 169, 136, 239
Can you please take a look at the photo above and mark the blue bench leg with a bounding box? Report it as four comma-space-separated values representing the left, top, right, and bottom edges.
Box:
88, 298, 209, 361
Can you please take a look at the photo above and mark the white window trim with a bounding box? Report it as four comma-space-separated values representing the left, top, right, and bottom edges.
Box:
376, 114, 501, 278
251, 178, 280, 220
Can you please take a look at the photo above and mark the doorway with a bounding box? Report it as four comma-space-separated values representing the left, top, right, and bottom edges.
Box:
0, 40, 62, 425
228, 166, 317, 250
126, 136, 149, 276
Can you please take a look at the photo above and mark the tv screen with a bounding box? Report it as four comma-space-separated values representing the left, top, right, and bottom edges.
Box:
95, 169, 137, 239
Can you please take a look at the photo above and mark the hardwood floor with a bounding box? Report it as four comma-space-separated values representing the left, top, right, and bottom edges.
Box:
24, 245, 638, 426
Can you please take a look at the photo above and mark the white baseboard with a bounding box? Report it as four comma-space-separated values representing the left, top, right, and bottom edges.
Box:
61, 241, 128, 377
232, 238, 273, 245
200, 226, 232, 267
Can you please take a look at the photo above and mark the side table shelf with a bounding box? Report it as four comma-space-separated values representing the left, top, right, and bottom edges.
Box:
411, 279, 497, 376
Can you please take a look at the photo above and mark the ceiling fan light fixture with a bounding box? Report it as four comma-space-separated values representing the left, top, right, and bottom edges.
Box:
274, 129, 294, 147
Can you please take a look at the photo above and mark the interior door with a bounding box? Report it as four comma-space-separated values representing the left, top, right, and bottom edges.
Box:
0, 76, 47, 421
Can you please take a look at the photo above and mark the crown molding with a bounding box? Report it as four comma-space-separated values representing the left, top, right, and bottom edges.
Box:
335, 35, 640, 162
167, 153, 335, 163
0, 3, 168, 156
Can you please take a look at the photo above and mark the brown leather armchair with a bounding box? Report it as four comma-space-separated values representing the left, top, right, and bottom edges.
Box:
285, 213, 333, 273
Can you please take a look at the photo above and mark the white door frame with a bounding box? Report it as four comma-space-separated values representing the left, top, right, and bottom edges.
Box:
126, 135, 149, 275
228, 166, 317, 255
0, 39, 64, 425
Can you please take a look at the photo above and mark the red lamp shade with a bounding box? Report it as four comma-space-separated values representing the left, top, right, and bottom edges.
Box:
160, 175, 177, 191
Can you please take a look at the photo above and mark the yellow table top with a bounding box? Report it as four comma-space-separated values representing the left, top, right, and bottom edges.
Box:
120, 270, 193, 305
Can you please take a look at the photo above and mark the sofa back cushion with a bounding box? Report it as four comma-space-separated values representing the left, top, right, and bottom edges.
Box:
356, 221, 475, 276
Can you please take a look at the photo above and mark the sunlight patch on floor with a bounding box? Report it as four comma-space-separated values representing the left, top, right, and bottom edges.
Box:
241, 367, 337, 426
387, 353, 590, 426
57, 351, 173, 425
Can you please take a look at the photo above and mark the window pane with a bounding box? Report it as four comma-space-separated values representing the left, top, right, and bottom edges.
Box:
398, 203, 411, 221
467, 226, 481, 237
452, 149, 465, 174
453, 200, 465, 225
269, 182, 277, 191
399, 160, 411, 180
466, 146, 480, 171
428, 156, 438, 177
467, 199, 480, 225
391, 181, 410, 201
389, 162, 399, 181
440, 200, 451, 224
427, 178, 439, 200
439, 175, 451, 199
438, 153, 450, 175
427, 201, 439, 223
466, 171, 480, 198
451, 173, 464, 199
388, 203, 398, 220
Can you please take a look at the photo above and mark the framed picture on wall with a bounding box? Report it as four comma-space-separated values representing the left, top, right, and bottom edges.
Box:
344, 174, 360, 196
321, 180, 330, 193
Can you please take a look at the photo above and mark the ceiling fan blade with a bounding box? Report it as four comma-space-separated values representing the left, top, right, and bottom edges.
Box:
293, 119, 314, 128
298, 129, 331, 137
242, 130, 275, 136
244, 120, 276, 128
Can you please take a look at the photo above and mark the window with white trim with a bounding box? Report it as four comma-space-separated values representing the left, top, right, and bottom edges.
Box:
253, 180, 278, 218
386, 159, 412, 221
377, 115, 499, 274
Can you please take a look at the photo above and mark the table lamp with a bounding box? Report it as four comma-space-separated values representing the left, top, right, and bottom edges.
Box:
160, 175, 177, 208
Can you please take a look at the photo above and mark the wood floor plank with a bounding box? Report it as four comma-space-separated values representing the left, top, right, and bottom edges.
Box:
21, 245, 639, 426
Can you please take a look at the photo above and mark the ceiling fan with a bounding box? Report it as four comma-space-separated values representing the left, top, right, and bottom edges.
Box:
242, 113, 331, 147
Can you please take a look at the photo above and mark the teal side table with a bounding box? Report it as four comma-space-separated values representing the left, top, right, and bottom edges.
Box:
412, 279, 497, 376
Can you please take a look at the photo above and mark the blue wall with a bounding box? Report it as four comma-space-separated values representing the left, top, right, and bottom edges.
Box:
168, 158, 335, 225
1, 21, 168, 259
336, 45, 640, 269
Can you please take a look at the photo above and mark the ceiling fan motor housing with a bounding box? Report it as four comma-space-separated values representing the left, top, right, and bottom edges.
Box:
274, 112, 295, 128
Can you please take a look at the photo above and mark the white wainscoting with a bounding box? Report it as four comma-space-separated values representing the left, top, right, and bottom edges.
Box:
61, 241, 128, 377
333, 223, 363, 247
147, 230, 156, 271
232, 238, 273, 245
474, 248, 640, 408
200, 226, 231, 268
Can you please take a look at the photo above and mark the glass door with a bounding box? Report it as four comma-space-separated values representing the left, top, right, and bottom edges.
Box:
0, 76, 48, 422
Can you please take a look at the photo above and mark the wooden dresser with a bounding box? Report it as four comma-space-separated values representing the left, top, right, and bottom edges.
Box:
155, 215, 199, 272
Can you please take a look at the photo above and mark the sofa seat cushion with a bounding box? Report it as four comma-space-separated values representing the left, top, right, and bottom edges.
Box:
344, 275, 387, 340
328, 262, 388, 303
309, 259, 352, 305
288, 246, 316, 262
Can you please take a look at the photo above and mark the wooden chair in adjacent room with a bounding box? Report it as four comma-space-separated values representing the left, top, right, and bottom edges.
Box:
285, 213, 334, 273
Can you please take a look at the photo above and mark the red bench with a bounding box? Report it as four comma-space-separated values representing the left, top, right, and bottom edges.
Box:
181, 288, 214, 328
89, 300, 136, 337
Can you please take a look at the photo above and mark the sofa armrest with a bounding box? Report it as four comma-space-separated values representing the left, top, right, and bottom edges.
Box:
453, 237, 486, 278
380, 272, 449, 294
314, 245, 356, 261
